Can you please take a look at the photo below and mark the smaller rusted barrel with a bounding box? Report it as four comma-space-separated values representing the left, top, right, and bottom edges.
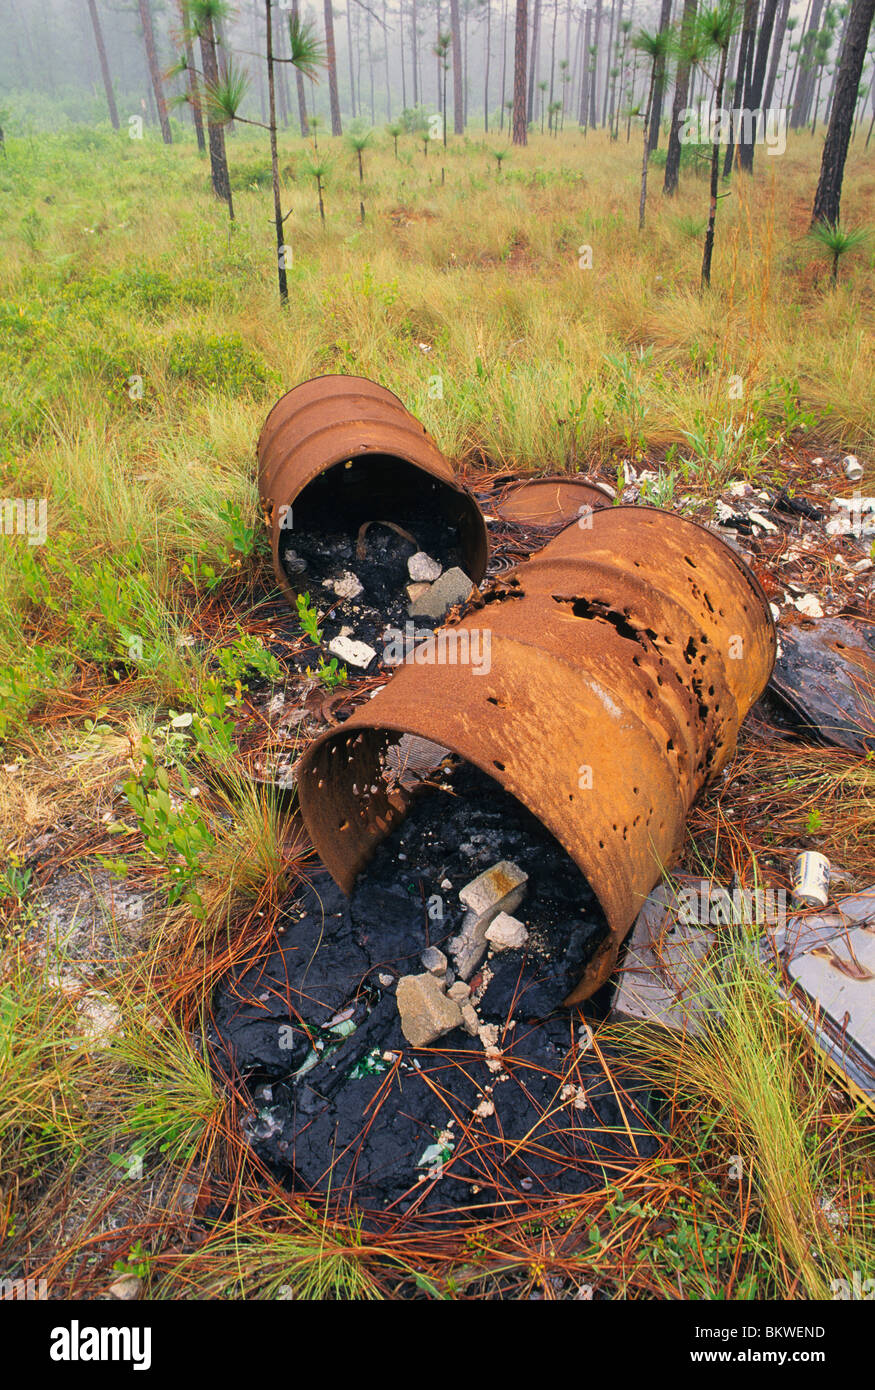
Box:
490, 475, 614, 527
257, 375, 489, 602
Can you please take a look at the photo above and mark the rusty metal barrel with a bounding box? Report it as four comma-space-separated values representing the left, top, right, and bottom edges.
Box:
490, 475, 614, 527
257, 375, 489, 602
297, 506, 776, 1002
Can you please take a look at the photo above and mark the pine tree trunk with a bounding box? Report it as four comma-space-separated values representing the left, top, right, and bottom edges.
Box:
265, 1, 288, 307
579, 7, 592, 125
323, 0, 343, 134
179, 0, 205, 150
664, 0, 697, 194
485, 0, 492, 130
384, 0, 392, 119
791, 0, 824, 126
639, 65, 657, 228
450, 0, 464, 131
87, 0, 120, 129
590, 0, 602, 126
723, 0, 757, 174
527, 0, 541, 122
739, 0, 779, 169
292, 0, 310, 135
701, 22, 733, 288
513, 0, 529, 142
198, 14, 232, 213
601, 0, 616, 125
412, 0, 419, 106
762, 0, 790, 107
500, 0, 509, 127
811, 0, 875, 224
648, 0, 673, 151
138, 0, 172, 143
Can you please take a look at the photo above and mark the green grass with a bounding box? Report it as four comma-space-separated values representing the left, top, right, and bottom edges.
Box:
0, 116, 873, 1300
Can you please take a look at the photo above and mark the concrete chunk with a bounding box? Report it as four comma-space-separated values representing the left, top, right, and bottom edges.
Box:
459, 860, 528, 916
328, 634, 377, 669
460, 1002, 480, 1036
396, 973, 463, 1047
421, 946, 448, 977
408, 567, 475, 620
328, 570, 363, 599
450, 861, 529, 979
408, 551, 443, 582
486, 912, 528, 951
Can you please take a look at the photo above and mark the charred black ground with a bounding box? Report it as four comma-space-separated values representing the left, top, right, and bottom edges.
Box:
278, 458, 472, 666
211, 759, 661, 1226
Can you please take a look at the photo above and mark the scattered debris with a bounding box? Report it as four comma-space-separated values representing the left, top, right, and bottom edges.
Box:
450, 861, 529, 978
769, 617, 875, 753
611, 881, 716, 1035
407, 566, 475, 620
408, 551, 443, 582
485, 912, 529, 950
791, 851, 831, 908
762, 886, 875, 1108
842, 455, 864, 483
327, 633, 378, 669
396, 972, 463, 1047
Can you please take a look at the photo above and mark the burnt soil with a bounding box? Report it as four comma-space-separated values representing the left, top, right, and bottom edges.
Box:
278, 473, 470, 670
211, 759, 662, 1226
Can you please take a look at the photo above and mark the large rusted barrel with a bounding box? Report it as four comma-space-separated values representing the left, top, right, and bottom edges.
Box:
257, 375, 489, 602
296, 506, 776, 1002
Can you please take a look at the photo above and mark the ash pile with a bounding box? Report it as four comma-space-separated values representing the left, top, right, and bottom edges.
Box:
211, 755, 661, 1223
279, 472, 477, 675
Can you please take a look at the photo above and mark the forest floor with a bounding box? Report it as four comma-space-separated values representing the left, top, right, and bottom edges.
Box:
0, 121, 873, 1300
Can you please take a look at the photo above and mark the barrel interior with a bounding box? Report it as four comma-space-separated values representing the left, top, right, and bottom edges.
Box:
282, 452, 485, 582
300, 727, 613, 998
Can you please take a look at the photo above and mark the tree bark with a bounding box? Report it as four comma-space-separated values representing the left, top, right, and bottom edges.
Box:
450, 0, 464, 131
648, 0, 673, 151
664, 0, 697, 193
791, 0, 824, 126
138, 0, 172, 143
179, 0, 206, 150
762, 0, 790, 107
739, 0, 779, 169
293, 0, 310, 135
723, 0, 757, 174
590, 0, 602, 126
527, 0, 541, 121
324, 0, 343, 134
811, 0, 875, 224
485, 0, 493, 130
639, 62, 657, 227
579, 6, 592, 125
513, 0, 529, 141
87, 0, 120, 129
265, 1, 288, 307
198, 12, 232, 213
702, 15, 733, 288
412, 0, 419, 106
601, 0, 616, 125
